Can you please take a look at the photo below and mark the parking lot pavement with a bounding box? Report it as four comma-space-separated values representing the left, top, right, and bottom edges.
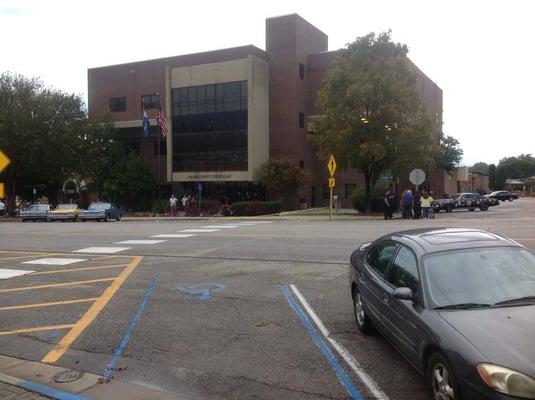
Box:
0, 198, 534, 399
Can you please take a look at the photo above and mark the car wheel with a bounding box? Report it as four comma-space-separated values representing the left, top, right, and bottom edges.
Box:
353, 287, 374, 334
468, 208, 475, 212
428, 353, 461, 400
480, 203, 488, 211
81, 218, 86, 222
116, 215, 121, 221
509, 197, 513, 202
104, 213, 110, 222
21, 218, 26, 222
446, 205, 452, 213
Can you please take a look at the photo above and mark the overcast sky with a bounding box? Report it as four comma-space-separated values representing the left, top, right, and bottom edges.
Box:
1, 0, 533, 165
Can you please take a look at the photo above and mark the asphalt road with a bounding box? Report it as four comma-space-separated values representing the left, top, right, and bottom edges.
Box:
0, 198, 534, 400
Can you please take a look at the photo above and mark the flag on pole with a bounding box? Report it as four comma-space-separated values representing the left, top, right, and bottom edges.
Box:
142, 106, 150, 137
157, 104, 168, 138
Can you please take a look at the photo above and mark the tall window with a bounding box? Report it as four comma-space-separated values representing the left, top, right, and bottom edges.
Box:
142, 94, 158, 109
299, 63, 305, 79
299, 112, 305, 128
171, 81, 248, 172
109, 97, 126, 112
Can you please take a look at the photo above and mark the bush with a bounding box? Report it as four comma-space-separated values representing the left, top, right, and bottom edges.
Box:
152, 199, 169, 214
230, 201, 282, 216
349, 188, 367, 212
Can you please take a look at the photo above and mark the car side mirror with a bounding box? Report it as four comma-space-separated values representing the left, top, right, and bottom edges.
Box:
393, 287, 414, 301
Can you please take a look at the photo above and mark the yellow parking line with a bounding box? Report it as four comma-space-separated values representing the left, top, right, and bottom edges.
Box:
42, 255, 143, 364
0, 324, 75, 336
31, 264, 129, 275
0, 298, 99, 311
0, 278, 116, 293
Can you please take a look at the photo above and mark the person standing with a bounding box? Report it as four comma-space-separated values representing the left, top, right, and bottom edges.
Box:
181, 194, 188, 210
169, 194, 178, 216
383, 189, 394, 220
420, 191, 434, 219
402, 190, 414, 219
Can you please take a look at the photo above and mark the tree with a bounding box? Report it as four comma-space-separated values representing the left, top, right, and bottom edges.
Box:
497, 154, 535, 179
0, 73, 87, 200
488, 164, 498, 190
310, 32, 439, 210
435, 135, 463, 175
259, 159, 306, 199
471, 162, 489, 175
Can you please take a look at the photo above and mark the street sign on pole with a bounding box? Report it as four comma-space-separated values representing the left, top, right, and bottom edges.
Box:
327, 155, 337, 221
327, 155, 337, 177
0, 150, 11, 174
0, 183, 4, 199
409, 169, 426, 191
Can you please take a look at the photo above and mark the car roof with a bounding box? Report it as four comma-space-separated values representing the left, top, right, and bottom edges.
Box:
387, 228, 521, 254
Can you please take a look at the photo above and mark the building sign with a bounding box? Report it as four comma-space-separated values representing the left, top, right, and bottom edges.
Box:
187, 173, 233, 180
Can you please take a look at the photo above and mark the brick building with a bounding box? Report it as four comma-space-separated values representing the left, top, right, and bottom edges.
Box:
88, 14, 443, 208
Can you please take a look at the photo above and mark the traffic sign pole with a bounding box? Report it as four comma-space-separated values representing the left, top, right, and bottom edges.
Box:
329, 187, 333, 221
327, 155, 337, 221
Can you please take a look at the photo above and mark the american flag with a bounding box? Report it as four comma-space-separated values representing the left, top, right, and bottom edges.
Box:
157, 104, 168, 138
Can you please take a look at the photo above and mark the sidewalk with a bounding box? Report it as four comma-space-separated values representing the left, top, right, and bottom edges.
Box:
0, 381, 48, 399
0, 354, 183, 400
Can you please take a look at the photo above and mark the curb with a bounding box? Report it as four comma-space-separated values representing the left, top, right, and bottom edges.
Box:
0, 371, 91, 400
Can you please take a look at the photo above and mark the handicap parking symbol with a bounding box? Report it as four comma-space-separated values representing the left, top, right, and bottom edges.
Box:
175, 283, 225, 300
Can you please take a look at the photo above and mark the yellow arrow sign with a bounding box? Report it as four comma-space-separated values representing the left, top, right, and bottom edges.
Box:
327, 154, 337, 177
0, 183, 4, 199
0, 150, 11, 174
328, 177, 336, 188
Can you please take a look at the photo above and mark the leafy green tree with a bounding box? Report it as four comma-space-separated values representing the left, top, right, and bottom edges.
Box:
0, 73, 87, 200
497, 154, 535, 179
488, 164, 498, 190
100, 150, 155, 206
259, 159, 307, 200
310, 32, 439, 210
435, 135, 463, 174
471, 162, 489, 175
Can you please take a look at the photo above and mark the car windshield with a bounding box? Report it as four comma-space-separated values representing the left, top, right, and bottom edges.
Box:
424, 247, 535, 308
88, 203, 110, 210
57, 204, 77, 209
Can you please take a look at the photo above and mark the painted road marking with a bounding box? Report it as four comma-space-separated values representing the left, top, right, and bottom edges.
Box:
290, 284, 389, 400
281, 284, 362, 400
0, 269, 34, 279
150, 234, 195, 238
0, 298, 99, 311
114, 240, 166, 245
202, 225, 239, 229
0, 277, 116, 293
22, 258, 87, 266
42, 256, 143, 363
103, 274, 159, 381
73, 247, 130, 254
176, 283, 225, 300
178, 229, 221, 233
0, 324, 75, 336
0, 253, 60, 261
31, 263, 129, 276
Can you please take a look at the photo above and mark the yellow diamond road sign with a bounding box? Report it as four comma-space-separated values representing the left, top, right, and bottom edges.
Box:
0, 183, 4, 199
327, 154, 336, 177
0, 150, 11, 174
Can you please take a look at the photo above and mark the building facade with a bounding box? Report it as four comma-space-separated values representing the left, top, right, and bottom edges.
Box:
88, 14, 443, 208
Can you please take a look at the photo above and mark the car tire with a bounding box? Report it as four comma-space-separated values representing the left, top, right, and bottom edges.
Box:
446, 205, 452, 213
353, 287, 374, 334
104, 214, 110, 222
509, 197, 513, 202
468, 208, 475, 211
116, 215, 121, 221
21, 218, 26, 222
81, 218, 86, 222
427, 353, 461, 400
480, 204, 489, 211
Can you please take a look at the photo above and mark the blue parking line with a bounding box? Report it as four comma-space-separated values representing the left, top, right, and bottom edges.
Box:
281, 284, 363, 400
103, 274, 160, 380
18, 380, 91, 400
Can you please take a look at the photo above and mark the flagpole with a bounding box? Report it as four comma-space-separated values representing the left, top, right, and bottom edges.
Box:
156, 93, 161, 203
141, 98, 146, 211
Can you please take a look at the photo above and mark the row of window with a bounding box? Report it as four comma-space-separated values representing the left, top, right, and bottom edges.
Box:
109, 94, 161, 112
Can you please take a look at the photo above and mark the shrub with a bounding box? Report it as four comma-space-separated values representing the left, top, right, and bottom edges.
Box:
230, 201, 282, 216
349, 188, 367, 212
152, 199, 169, 214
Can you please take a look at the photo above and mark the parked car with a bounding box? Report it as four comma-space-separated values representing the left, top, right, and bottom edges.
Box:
483, 194, 500, 207
432, 192, 489, 213
350, 228, 535, 400
19, 204, 52, 222
489, 190, 519, 202
79, 202, 122, 222
47, 203, 81, 221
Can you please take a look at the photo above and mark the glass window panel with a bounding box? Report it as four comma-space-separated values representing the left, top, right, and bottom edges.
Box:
216, 84, 224, 99
206, 84, 215, 100
179, 88, 188, 102
197, 86, 206, 100
188, 87, 197, 101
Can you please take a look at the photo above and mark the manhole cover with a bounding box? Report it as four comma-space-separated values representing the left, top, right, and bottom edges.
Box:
53, 369, 84, 383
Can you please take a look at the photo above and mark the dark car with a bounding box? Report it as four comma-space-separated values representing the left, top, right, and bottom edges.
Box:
19, 204, 52, 222
432, 193, 489, 213
350, 228, 535, 400
483, 194, 500, 207
79, 202, 122, 222
489, 191, 519, 202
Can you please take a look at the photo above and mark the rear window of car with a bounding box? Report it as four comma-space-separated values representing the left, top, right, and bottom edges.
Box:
421, 231, 498, 245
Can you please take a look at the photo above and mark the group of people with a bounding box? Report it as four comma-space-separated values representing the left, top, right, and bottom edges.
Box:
168, 194, 193, 216
383, 188, 435, 220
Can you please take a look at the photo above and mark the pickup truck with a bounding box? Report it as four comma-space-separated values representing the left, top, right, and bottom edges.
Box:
432, 193, 489, 213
